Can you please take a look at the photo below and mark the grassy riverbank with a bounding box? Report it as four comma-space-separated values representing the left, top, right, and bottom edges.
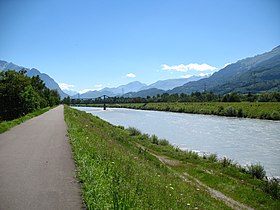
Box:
0, 106, 52, 133
65, 106, 279, 209
75, 102, 280, 120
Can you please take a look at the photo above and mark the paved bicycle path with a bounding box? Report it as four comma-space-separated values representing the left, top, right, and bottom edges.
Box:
0, 105, 83, 210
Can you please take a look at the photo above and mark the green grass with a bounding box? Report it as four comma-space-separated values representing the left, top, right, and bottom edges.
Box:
0, 106, 52, 133
64, 106, 230, 209
131, 132, 280, 209
76, 102, 280, 120
65, 106, 280, 209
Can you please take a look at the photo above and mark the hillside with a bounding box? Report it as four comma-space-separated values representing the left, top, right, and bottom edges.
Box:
142, 76, 206, 91
170, 46, 280, 94
123, 88, 166, 98
103, 81, 147, 94
76, 77, 206, 99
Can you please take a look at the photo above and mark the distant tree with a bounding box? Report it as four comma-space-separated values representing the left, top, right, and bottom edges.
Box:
222, 93, 240, 102
48, 89, 60, 106
62, 96, 71, 105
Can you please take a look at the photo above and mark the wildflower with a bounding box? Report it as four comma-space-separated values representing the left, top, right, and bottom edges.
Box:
186, 203, 190, 207
196, 188, 200, 191
86, 137, 89, 139
170, 187, 174, 190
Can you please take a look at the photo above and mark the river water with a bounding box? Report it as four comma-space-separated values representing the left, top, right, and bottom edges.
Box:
74, 107, 280, 177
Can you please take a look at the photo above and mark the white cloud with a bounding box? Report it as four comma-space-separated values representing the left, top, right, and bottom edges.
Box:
78, 84, 103, 94
180, 75, 193, 79
126, 73, 136, 78
58, 83, 75, 91
162, 63, 217, 72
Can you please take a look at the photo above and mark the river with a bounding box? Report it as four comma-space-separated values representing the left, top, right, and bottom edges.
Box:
74, 107, 280, 177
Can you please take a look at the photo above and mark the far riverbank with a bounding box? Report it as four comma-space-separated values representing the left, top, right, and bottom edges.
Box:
73, 102, 280, 120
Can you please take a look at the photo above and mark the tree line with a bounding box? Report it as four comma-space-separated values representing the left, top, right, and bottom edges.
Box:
0, 70, 60, 121
70, 91, 280, 105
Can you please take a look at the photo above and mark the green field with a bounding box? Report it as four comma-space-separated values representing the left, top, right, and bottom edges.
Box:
77, 102, 280, 120
0, 106, 52, 133
64, 106, 280, 209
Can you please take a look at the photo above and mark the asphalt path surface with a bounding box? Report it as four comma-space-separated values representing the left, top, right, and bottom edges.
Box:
0, 105, 83, 210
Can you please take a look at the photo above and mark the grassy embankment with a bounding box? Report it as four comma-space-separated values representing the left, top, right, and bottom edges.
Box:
0, 106, 52, 133
76, 102, 280, 120
65, 106, 280, 209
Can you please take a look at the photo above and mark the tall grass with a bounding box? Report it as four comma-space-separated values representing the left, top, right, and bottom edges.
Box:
247, 163, 266, 179
64, 106, 229, 209
264, 178, 280, 199
130, 129, 280, 209
65, 107, 280, 209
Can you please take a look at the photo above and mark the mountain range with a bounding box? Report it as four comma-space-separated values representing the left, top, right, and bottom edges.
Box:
169, 45, 280, 95
124, 45, 280, 98
72, 76, 206, 98
1, 45, 279, 99
0, 61, 68, 99
0, 60, 206, 99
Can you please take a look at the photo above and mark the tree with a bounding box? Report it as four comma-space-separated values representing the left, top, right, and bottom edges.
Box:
48, 89, 60, 106
62, 96, 71, 105
0, 70, 30, 120
21, 85, 40, 113
0, 70, 61, 121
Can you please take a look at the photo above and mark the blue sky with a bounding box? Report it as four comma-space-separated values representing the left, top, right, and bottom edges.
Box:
0, 0, 279, 93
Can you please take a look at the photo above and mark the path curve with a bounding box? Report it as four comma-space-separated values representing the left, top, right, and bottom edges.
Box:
0, 105, 83, 210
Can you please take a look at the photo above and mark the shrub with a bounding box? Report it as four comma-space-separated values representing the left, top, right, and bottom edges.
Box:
188, 150, 199, 159
117, 125, 125, 130
221, 157, 233, 167
151, 134, 159, 145
127, 127, 142, 136
237, 108, 244, 117
247, 163, 266, 179
260, 111, 270, 119
263, 177, 280, 199
138, 133, 150, 141
208, 154, 218, 162
270, 111, 280, 120
158, 139, 170, 146
217, 106, 224, 114
224, 106, 237, 117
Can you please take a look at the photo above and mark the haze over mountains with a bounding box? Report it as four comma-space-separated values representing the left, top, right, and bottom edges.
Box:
1, 45, 279, 99
73, 76, 206, 98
